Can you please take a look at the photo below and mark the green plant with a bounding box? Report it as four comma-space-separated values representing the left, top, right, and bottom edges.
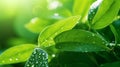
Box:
0, 0, 120, 67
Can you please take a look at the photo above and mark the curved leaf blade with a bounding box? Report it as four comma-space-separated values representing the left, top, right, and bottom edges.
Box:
54, 29, 110, 52
0, 44, 36, 65
38, 16, 80, 47
92, 0, 114, 24
93, 1, 119, 29
73, 0, 95, 22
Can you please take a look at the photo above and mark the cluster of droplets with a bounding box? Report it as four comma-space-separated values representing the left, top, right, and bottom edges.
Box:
88, 0, 102, 23
25, 48, 48, 67
1, 57, 19, 64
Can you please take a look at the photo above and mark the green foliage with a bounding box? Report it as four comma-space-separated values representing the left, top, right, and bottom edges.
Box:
88, 0, 120, 29
54, 29, 109, 52
0, 44, 36, 65
73, 0, 95, 22
0, 0, 120, 67
38, 16, 80, 47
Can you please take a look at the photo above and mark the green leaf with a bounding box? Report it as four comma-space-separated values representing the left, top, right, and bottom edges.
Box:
111, 19, 120, 44
38, 16, 80, 47
92, 0, 114, 24
54, 29, 110, 52
100, 61, 120, 67
93, 0, 120, 29
25, 17, 51, 33
73, 0, 95, 22
0, 44, 36, 65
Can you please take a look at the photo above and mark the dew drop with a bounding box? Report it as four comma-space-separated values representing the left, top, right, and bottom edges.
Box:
54, 13, 59, 16
27, 64, 30, 67
31, 65, 34, 67
36, 61, 39, 64
52, 54, 56, 57
92, 34, 95, 36
16, 58, 18, 61
9, 58, 12, 61
42, 53, 45, 56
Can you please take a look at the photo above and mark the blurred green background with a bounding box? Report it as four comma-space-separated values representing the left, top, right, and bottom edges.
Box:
0, 0, 73, 66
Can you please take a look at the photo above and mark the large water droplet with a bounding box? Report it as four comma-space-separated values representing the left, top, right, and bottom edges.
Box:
27, 64, 30, 67
52, 54, 56, 57
9, 58, 12, 61
16, 58, 18, 61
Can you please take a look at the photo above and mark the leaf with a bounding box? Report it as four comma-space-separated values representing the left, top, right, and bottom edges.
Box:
111, 19, 120, 44
54, 29, 110, 52
38, 16, 80, 47
100, 61, 120, 67
73, 0, 95, 22
92, 0, 114, 24
25, 17, 51, 33
25, 48, 48, 67
0, 44, 36, 65
93, 0, 120, 29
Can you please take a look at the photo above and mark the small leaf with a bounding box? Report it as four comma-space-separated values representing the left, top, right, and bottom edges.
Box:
93, 0, 119, 29
0, 44, 36, 65
25, 17, 51, 33
54, 29, 110, 52
92, 0, 114, 24
38, 16, 80, 47
111, 19, 120, 44
73, 0, 95, 22
25, 48, 48, 67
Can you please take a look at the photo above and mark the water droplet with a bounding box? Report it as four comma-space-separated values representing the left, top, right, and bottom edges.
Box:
27, 64, 30, 67
16, 58, 18, 61
31, 65, 34, 67
33, 51, 36, 54
36, 61, 39, 64
52, 54, 56, 57
39, 53, 41, 55
42, 53, 45, 56
9, 58, 12, 61
92, 34, 95, 36
54, 13, 59, 16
